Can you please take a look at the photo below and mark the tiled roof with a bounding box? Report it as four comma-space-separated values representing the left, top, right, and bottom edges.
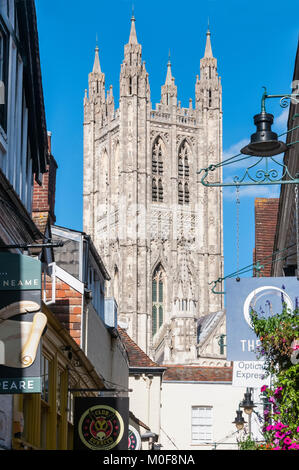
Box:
163, 365, 233, 382
118, 327, 163, 369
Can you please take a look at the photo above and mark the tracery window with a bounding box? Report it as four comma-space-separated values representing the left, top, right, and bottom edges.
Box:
208, 89, 212, 107
178, 140, 190, 205
152, 137, 164, 202
152, 264, 164, 336
152, 178, 157, 202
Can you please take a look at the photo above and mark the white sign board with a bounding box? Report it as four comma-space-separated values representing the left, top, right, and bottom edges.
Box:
233, 361, 271, 388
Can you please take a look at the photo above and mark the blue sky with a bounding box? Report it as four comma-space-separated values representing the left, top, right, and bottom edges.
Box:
35, 0, 298, 284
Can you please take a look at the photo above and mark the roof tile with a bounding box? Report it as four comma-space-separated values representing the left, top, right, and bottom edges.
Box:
118, 327, 161, 368
163, 365, 233, 382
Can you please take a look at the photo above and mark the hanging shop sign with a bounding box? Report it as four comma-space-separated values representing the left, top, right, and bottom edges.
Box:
226, 277, 298, 361
0, 252, 47, 394
128, 425, 141, 450
74, 397, 129, 450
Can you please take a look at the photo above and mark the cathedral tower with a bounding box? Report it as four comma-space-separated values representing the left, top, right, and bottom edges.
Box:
83, 18, 224, 365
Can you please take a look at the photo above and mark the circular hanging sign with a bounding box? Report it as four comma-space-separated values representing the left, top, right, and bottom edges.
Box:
128, 425, 141, 450
78, 404, 124, 450
243, 285, 293, 329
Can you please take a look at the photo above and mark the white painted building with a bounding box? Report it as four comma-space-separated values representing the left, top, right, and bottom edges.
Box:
161, 366, 245, 450
160, 365, 266, 450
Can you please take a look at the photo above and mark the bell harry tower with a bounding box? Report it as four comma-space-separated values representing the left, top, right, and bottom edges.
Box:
83, 16, 225, 365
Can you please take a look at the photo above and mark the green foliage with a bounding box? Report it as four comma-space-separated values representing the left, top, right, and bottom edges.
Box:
249, 305, 299, 450
238, 434, 258, 450
250, 305, 299, 374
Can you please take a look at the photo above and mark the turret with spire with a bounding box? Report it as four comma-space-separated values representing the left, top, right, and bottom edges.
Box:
120, 14, 150, 99
88, 44, 106, 104
195, 25, 221, 111
161, 51, 177, 107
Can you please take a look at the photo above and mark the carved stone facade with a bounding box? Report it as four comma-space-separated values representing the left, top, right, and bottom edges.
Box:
83, 16, 226, 365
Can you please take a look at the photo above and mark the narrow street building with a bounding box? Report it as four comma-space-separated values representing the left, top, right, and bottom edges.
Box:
0, 0, 129, 450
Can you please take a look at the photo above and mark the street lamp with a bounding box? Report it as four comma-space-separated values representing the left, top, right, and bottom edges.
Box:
232, 409, 246, 431
241, 87, 298, 157
198, 86, 299, 189
240, 388, 256, 415
240, 111, 288, 157
233, 388, 258, 437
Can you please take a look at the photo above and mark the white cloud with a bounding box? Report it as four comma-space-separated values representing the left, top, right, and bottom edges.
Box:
274, 107, 289, 131
223, 139, 248, 161
223, 184, 281, 201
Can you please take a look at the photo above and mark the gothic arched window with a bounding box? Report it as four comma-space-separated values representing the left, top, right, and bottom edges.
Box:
158, 179, 163, 202
185, 182, 190, 204
209, 89, 212, 107
178, 181, 184, 205
152, 178, 158, 202
152, 264, 164, 336
178, 141, 190, 205
152, 137, 165, 202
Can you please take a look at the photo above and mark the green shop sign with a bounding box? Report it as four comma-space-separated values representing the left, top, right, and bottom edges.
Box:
0, 377, 41, 394
0, 252, 41, 290
0, 252, 46, 394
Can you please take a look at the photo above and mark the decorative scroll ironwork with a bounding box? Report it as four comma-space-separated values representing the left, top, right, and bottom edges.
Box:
199, 151, 299, 188
198, 128, 299, 188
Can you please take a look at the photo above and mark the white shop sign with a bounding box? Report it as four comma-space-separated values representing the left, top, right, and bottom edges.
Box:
232, 361, 271, 388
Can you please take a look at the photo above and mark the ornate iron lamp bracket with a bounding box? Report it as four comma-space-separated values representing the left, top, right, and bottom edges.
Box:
261, 86, 299, 113
198, 88, 299, 188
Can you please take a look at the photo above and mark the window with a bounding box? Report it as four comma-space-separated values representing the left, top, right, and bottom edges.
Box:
88, 265, 105, 321
152, 178, 157, 202
209, 89, 212, 107
152, 137, 164, 202
0, 20, 8, 132
178, 141, 190, 205
152, 264, 164, 336
158, 179, 163, 202
191, 406, 213, 444
40, 355, 51, 449
41, 355, 49, 403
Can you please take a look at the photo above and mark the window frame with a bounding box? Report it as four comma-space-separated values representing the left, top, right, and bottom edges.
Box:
152, 265, 164, 336
191, 406, 213, 444
152, 137, 165, 203
178, 141, 190, 205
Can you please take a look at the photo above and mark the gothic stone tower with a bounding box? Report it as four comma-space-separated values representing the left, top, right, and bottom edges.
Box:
83, 17, 224, 364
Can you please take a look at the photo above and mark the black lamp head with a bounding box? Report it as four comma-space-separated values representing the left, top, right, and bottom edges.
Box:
241, 112, 288, 157
232, 410, 246, 430
241, 391, 256, 415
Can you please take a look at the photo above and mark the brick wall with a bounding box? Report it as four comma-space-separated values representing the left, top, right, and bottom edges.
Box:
254, 198, 279, 277
45, 275, 83, 345
32, 132, 58, 227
